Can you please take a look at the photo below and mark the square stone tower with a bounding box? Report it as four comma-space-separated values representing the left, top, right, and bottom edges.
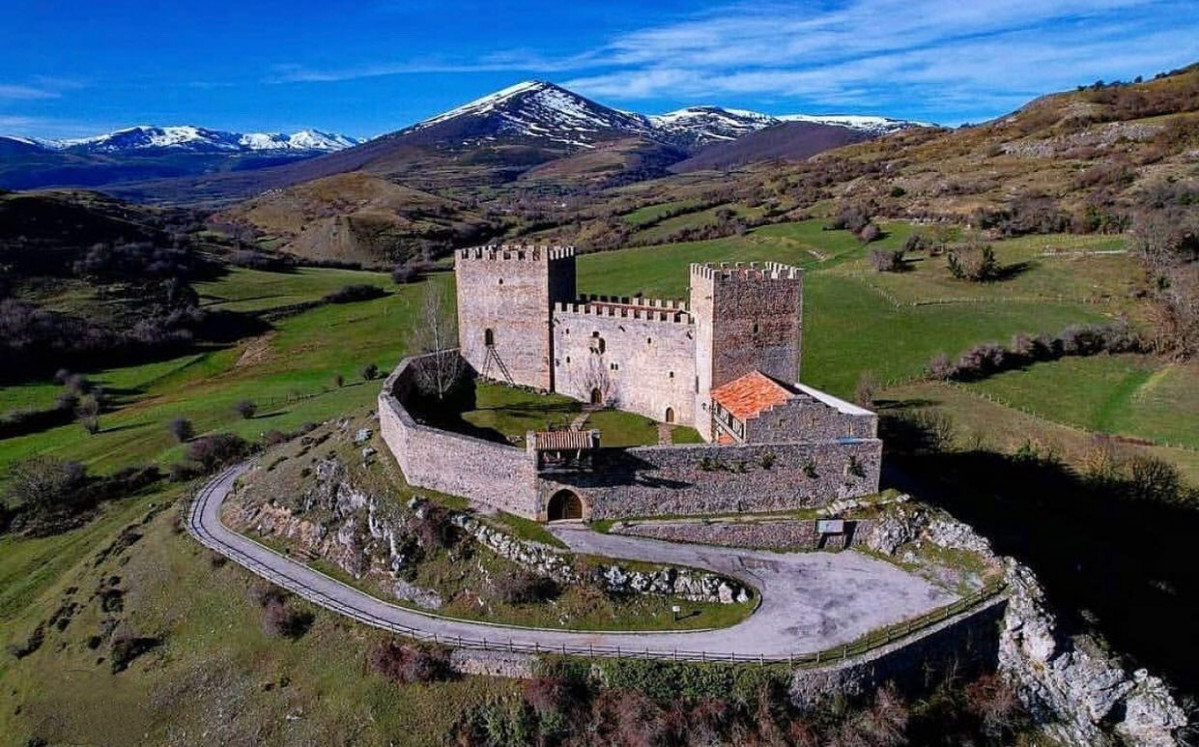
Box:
690, 262, 803, 440
456, 245, 576, 391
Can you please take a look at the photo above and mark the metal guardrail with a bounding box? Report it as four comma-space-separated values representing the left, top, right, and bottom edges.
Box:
187, 467, 1006, 666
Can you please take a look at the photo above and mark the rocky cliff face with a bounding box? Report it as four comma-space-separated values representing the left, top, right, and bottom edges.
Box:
864, 499, 1188, 746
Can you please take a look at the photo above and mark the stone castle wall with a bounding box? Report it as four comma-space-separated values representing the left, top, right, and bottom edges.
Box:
455, 246, 575, 391
379, 356, 539, 518
380, 355, 881, 523
552, 303, 696, 425
535, 437, 882, 521
742, 388, 878, 444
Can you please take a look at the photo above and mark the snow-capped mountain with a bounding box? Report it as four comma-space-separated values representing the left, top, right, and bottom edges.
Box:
22, 126, 362, 154
775, 114, 926, 136
649, 107, 926, 146
398, 81, 926, 153
403, 80, 654, 149
648, 106, 779, 147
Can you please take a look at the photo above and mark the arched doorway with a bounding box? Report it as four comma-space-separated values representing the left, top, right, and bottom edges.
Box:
665, 407, 675, 424
547, 490, 585, 521
484, 328, 495, 347
590, 388, 603, 405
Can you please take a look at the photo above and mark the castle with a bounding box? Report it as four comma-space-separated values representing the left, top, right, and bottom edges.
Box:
379, 245, 882, 522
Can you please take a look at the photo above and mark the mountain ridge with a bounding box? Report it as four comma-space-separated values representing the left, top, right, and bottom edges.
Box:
5, 125, 362, 154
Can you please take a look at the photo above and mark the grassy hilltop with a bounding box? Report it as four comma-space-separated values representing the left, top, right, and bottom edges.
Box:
2, 214, 1197, 745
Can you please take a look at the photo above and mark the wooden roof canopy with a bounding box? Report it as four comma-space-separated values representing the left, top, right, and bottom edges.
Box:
530, 429, 600, 451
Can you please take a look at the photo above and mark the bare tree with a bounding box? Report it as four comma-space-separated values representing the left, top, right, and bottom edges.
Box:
579, 352, 616, 407
411, 282, 465, 399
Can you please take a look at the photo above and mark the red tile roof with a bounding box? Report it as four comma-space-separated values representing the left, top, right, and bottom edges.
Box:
711, 371, 794, 421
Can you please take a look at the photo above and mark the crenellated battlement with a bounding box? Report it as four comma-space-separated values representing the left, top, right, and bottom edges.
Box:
690, 261, 802, 282
574, 294, 688, 312
554, 300, 692, 325
458, 245, 576, 262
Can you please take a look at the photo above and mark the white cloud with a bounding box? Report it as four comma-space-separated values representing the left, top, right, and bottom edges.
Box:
0, 84, 59, 100
263, 0, 1198, 120
563, 0, 1198, 118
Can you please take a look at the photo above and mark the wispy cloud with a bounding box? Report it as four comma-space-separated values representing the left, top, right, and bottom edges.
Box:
561, 0, 1198, 118
266, 48, 598, 84
0, 83, 60, 100
264, 0, 1198, 120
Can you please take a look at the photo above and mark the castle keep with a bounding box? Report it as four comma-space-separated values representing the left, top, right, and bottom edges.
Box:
456, 245, 806, 441
380, 245, 882, 522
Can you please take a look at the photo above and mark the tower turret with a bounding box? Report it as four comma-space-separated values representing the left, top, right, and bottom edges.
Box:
690, 262, 803, 440
455, 245, 576, 390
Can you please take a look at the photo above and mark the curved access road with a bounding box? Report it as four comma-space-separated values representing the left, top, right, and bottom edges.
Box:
189, 464, 956, 660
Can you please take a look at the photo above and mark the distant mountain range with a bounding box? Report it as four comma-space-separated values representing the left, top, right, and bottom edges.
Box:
0, 80, 928, 198
3, 126, 361, 155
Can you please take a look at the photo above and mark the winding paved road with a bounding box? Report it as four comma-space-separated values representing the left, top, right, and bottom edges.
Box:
189, 464, 956, 660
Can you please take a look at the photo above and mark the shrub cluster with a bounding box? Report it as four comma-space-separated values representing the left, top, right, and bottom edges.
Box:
492, 570, 560, 605
368, 640, 452, 685
927, 322, 1140, 382
869, 247, 905, 272
451, 660, 1030, 747
322, 284, 388, 304
1, 457, 161, 534
946, 241, 998, 282
169, 433, 252, 481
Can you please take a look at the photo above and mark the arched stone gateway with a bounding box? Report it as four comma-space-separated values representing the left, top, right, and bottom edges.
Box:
590, 388, 603, 405
665, 407, 675, 424
547, 489, 586, 522
484, 328, 495, 347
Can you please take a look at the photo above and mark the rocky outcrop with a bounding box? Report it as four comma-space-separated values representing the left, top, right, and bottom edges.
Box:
1000, 561, 1186, 747
229, 457, 752, 609
865, 499, 1188, 747
453, 513, 752, 605
226, 458, 437, 607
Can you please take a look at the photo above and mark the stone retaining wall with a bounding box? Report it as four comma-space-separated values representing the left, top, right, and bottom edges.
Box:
612, 517, 874, 551
789, 595, 1008, 710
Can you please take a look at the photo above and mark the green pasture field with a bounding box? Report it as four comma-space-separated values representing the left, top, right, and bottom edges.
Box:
966, 355, 1199, 450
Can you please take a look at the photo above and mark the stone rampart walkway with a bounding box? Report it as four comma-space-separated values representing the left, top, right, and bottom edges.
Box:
190, 464, 957, 660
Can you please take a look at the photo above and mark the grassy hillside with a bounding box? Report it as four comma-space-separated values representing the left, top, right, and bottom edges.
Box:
216, 172, 498, 267
2, 211, 1197, 741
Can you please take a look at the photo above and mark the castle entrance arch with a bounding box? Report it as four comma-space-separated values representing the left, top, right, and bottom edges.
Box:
484, 328, 495, 347
547, 489, 586, 522
665, 407, 676, 424
590, 388, 603, 405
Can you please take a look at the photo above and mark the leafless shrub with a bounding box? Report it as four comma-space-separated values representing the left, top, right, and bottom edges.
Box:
854, 371, 879, 408
167, 417, 194, 443
492, 570, 560, 605
262, 599, 313, 639
869, 247, 904, 272
369, 640, 452, 684
946, 240, 998, 282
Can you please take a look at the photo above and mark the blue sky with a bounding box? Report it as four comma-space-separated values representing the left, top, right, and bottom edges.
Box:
2, 0, 1196, 139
